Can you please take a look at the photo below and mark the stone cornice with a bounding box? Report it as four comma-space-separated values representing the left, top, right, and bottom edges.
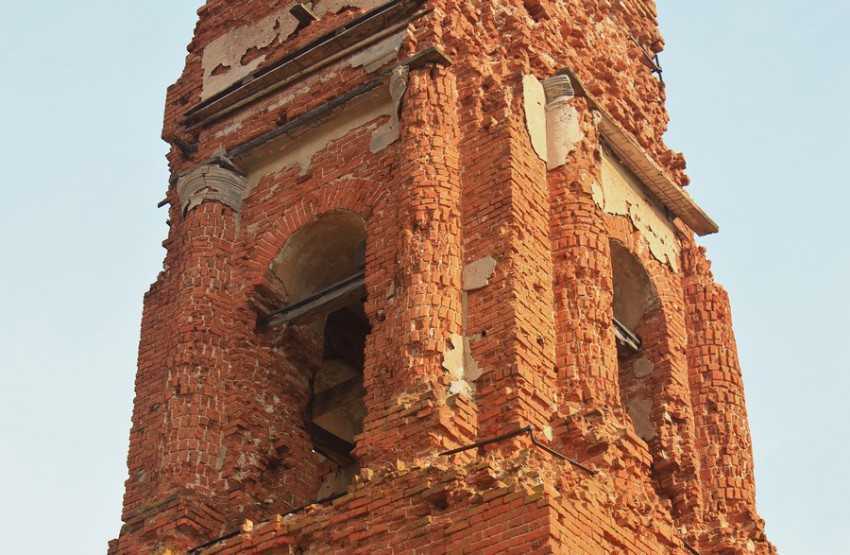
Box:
175, 159, 248, 215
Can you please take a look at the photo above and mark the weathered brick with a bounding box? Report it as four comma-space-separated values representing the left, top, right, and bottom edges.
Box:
111, 0, 772, 553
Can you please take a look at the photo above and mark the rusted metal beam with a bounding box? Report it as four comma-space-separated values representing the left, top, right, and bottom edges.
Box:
307, 422, 355, 466
262, 272, 366, 328
613, 317, 642, 354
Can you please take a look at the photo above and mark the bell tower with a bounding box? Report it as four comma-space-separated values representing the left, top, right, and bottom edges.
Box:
110, 0, 773, 553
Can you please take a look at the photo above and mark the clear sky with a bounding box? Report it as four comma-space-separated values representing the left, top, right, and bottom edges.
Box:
0, 1, 846, 554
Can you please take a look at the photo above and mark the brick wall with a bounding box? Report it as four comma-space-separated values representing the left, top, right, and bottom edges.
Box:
110, 0, 773, 552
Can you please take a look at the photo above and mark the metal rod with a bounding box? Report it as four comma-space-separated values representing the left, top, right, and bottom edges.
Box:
440, 426, 533, 456
185, 0, 426, 118
261, 271, 365, 321
227, 78, 383, 159
440, 425, 596, 475
226, 44, 448, 160
628, 33, 663, 77
187, 492, 347, 553
682, 540, 701, 555
527, 428, 597, 475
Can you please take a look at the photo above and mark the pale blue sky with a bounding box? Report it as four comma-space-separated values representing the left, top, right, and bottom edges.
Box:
0, 1, 846, 553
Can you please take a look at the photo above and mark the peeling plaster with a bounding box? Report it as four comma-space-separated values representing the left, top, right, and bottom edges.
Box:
545, 102, 584, 170
243, 85, 399, 189
591, 179, 605, 207
462, 255, 497, 291
522, 74, 548, 163
349, 30, 406, 72
598, 146, 681, 271
442, 333, 483, 399
314, 0, 387, 16
201, 11, 300, 100
632, 357, 654, 378
626, 398, 656, 441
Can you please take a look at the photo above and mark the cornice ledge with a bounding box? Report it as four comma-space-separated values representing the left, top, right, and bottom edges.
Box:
557, 67, 719, 236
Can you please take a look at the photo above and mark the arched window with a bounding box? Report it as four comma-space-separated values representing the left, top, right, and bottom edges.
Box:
610, 241, 661, 448
265, 211, 369, 498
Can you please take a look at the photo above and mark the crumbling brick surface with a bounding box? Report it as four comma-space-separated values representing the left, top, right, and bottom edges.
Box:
111, 0, 773, 553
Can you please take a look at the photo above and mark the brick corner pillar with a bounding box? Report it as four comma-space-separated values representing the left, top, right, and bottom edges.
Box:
461, 70, 558, 442
682, 243, 774, 554
113, 159, 247, 554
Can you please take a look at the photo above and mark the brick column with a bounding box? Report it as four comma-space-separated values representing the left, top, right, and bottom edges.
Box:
547, 97, 619, 410
357, 65, 470, 465
114, 161, 247, 554
459, 72, 558, 441
683, 244, 769, 552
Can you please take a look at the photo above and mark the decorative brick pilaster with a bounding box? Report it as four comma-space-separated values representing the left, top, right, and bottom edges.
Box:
358, 65, 471, 466
547, 99, 619, 409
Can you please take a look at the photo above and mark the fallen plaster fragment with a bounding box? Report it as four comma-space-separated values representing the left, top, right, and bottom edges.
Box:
627, 398, 656, 441
462, 255, 497, 291
522, 74, 548, 163
349, 30, 406, 72
632, 357, 654, 378
202, 11, 299, 99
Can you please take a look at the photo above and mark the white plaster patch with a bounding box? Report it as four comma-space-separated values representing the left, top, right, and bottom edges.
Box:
462, 256, 497, 291
632, 357, 654, 378
522, 74, 548, 163
349, 30, 406, 72
591, 179, 605, 207
626, 398, 656, 441
314, 0, 386, 16
442, 333, 483, 399
369, 116, 399, 152
214, 118, 246, 139
599, 146, 681, 271
545, 102, 584, 170
201, 11, 300, 100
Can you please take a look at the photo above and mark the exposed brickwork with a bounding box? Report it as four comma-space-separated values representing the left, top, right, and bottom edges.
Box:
111, 0, 773, 553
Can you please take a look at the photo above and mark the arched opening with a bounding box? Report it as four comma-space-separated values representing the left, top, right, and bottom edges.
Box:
610, 241, 661, 448
267, 211, 369, 498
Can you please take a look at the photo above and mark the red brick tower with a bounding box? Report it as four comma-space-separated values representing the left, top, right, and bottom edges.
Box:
111, 0, 773, 553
